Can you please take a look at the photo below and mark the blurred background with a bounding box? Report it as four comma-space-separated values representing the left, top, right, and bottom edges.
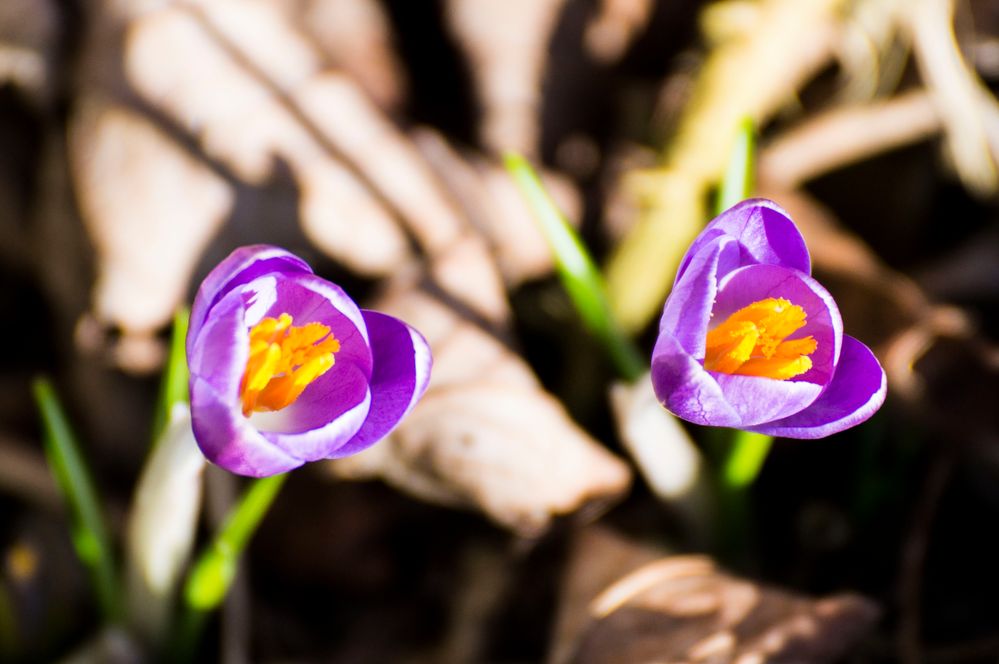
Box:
2, 0, 999, 661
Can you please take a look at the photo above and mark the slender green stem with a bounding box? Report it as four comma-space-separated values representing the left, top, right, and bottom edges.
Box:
715, 117, 756, 215
185, 473, 287, 610
722, 431, 774, 489
31, 377, 121, 622
176, 473, 288, 657
504, 152, 645, 381
152, 308, 190, 442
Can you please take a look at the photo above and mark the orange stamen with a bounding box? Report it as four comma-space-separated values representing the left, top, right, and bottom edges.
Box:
704, 298, 817, 380
239, 313, 340, 415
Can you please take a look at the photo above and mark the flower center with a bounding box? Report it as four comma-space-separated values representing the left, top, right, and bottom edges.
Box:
704, 297, 817, 380
240, 313, 340, 416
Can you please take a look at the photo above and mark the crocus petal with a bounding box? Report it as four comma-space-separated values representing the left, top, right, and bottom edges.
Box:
259, 274, 373, 379
189, 245, 311, 351
188, 286, 304, 476
676, 199, 810, 284
652, 327, 824, 428
747, 335, 887, 439
261, 365, 372, 461
188, 288, 253, 413
714, 264, 843, 386
651, 330, 741, 428
711, 373, 823, 426
660, 235, 739, 358
191, 374, 305, 477
328, 311, 433, 458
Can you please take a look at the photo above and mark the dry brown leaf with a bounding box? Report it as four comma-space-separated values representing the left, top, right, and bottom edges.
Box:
74, 0, 558, 344
297, 0, 406, 111
413, 129, 583, 286
908, 0, 999, 195
130, 1, 468, 260
550, 527, 879, 664
445, 0, 568, 156
68, 93, 233, 338
548, 526, 664, 664
124, 5, 414, 276
759, 90, 940, 190
329, 286, 632, 537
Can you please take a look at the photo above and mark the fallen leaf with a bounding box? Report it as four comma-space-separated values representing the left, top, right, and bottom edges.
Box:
68, 93, 232, 336
412, 128, 583, 287
550, 527, 880, 664
298, 0, 406, 111
444, 0, 568, 155
329, 286, 632, 537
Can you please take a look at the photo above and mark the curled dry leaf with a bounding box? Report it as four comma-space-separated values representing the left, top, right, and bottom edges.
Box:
759, 90, 941, 191
329, 287, 632, 537
550, 527, 879, 664
124, 4, 413, 274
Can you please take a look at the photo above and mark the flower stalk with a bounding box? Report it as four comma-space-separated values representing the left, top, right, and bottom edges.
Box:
176, 472, 287, 660
503, 152, 645, 382
183, 473, 287, 612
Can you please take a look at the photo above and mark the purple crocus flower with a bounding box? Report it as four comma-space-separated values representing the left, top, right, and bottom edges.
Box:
186, 245, 431, 477
651, 199, 886, 438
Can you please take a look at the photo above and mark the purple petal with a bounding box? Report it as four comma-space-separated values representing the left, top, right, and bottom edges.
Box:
651, 329, 823, 428
660, 235, 739, 358
188, 287, 252, 412
259, 274, 373, 380
676, 199, 810, 284
189, 245, 311, 358
714, 264, 843, 386
261, 365, 372, 462
651, 330, 741, 427
188, 286, 306, 476
328, 311, 433, 458
748, 335, 887, 439
711, 372, 823, 426
251, 360, 371, 436
191, 374, 305, 477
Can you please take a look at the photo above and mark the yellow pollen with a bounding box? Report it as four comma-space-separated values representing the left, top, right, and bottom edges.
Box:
240, 313, 340, 416
704, 298, 817, 380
